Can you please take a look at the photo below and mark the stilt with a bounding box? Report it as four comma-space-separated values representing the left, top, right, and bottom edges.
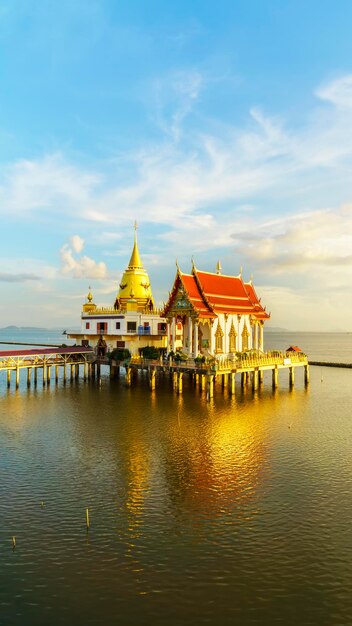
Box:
201, 373, 206, 391
207, 374, 214, 399
97, 364, 101, 381
15, 366, 20, 389
149, 368, 156, 391
272, 367, 278, 389
289, 366, 295, 387
75, 364, 79, 380
34, 367, 38, 386
43, 364, 46, 387
70, 364, 74, 381
241, 372, 247, 388
84, 361, 88, 381
259, 370, 264, 384
230, 372, 235, 395
47, 365, 51, 385
177, 372, 183, 394
63, 363, 67, 384
173, 370, 178, 389
125, 367, 132, 386
252, 369, 259, 391
27, 367, 31, 388
304, 364, 310, 386
55, 365, 59, 383
7, 369, 11, 388
222, 373, 228, 389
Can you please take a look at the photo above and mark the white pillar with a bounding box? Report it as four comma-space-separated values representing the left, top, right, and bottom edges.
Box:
210, 322, 215, 354
259, 324, 264, 351
193, 323, 199, 357
253, 323, 258, 350
172, 317, 176, 352
187, 317, 193, 356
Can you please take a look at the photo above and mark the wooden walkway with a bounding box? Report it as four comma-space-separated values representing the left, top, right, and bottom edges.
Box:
0, 346, 96, 388
114, 352, 310, 400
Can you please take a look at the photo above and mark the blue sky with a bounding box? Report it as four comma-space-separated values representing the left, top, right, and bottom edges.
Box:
1, 0, 352, 330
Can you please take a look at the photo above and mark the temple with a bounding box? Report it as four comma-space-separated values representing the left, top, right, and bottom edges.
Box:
67, 226, 168, 356
162, 261, 270, 357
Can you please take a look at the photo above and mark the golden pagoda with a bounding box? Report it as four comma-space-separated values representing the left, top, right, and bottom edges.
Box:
116, 223, 154, 313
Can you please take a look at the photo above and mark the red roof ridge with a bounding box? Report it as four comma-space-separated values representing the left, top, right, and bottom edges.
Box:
195, 269, 242, 279
192, 266, 216, 315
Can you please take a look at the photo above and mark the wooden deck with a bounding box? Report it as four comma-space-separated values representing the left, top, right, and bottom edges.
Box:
113, 352, 310, 399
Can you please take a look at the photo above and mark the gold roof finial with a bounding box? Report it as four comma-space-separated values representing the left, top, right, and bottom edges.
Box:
128, 220, 143, 269
239, 265, 243, 278
216, 260, 222, 275
87, 285, 93, 302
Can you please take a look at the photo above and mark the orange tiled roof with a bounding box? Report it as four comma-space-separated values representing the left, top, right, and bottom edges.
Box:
163, 267, 270, 320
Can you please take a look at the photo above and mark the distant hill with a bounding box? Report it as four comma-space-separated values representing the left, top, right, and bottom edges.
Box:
0, 326, 67, 333
265, 326, 290, 333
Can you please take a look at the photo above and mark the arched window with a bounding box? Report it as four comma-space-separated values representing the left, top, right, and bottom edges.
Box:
215, 320, 224, 353
228, 322, 237, 353
242, 324, 249, 351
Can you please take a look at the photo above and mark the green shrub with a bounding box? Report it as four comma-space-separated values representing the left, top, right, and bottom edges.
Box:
140, 346, 160, 359
109, 348, 131, 362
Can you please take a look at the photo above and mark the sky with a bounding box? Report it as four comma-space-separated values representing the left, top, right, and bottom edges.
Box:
1, 0, 352, 331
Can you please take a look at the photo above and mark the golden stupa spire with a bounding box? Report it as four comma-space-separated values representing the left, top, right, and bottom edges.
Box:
117, 222, 154, 312
87, 285, 93, 302
128, 220, 143, 269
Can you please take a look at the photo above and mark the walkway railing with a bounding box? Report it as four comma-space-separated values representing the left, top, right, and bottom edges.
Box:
127, 351, 308, 371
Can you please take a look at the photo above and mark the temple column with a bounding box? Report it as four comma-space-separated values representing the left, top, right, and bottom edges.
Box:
187, 317, 193, 356
171, 318, 176, 352
209, 322, 215, 354
166, 321, 171, 353
193, 322, 199, 357
253, 323, 258, 350
259, 323, 264, 352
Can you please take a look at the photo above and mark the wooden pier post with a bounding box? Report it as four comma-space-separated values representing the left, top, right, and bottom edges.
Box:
230, 372, 235, 395
7, 369, 11, 388
207, 374, 214, 399
42, 364, 46, 387
84, 361, 88, 381
272, 366, 278, 389
27, 367, 31, 388
172, 370, 178, 389
15, 366, 20, 389
241, 372, 247, 388
252, 369, 259, 391
289, 366, 295, 387
96, 363, 101, 381
34, 367, 38, 386
259, 370, 264, 384
55, 365, 59, 383
63, 363, 67, 384
304, 364, 310, 386
149, 368, 156, 391
222, 373, 228, 389
70, 364, 74, 381
201, 373, 206, 391
47, 365, 51, 385
177, 371, 183, 394
75, 364, 79, 380
125, 367, 132, 386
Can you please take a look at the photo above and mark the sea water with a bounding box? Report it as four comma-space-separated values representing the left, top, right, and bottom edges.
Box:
0, 332, 352, 625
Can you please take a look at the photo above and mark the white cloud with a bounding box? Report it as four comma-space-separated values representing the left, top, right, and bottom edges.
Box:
231, 203, 352, 272
316, 74, 352, 108
70, 235, 84, 254
60, 241, 107, 279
